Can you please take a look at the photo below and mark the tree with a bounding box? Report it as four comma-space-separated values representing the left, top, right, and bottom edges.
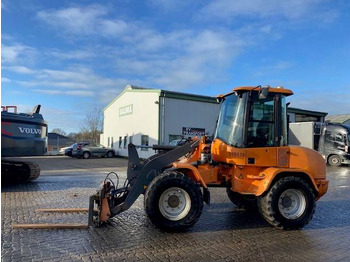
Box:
51, 128, 67, 136
79, 107, 103, 144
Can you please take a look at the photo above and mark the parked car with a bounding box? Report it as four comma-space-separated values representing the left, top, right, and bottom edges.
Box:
169, 139, 187, 146
71, 142, 90, 157
76, 143, 115, 159
58, 143, 75, 156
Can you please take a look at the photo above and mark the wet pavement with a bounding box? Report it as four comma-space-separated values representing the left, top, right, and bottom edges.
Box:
1, 156, 350, 261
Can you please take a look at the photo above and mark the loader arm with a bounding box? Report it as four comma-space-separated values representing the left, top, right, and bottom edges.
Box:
89, 140, 199, 226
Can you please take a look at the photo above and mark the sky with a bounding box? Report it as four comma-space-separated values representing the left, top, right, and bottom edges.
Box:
1, 0, 350, 133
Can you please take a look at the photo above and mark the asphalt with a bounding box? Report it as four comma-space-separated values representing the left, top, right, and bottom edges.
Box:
1, 156, 350, 261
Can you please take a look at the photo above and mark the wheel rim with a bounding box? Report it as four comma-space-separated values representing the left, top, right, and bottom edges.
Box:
159, 187, 191, 221
331, 156, 340, 165
83, 152, 89, 159
278, 189, 306, 220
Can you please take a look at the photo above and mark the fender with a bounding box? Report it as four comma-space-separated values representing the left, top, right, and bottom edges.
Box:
233, 167, 328, 199
172, 163, 208, 188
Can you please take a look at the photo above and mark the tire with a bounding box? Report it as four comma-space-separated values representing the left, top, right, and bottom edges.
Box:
144, 171, 203, 231
82, 151, 90, 159
258, 176, 315, 230
328, 155, 341, 167
106, 151, 114, 158
226, 188, 257, 211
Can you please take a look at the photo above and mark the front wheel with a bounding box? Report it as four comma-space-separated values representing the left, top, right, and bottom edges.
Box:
258, 176, 315, 230
328, 155, 341, 167
145, 171, 203, 231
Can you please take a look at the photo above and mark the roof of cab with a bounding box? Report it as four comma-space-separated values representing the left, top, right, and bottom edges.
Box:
218, 86, 293, 99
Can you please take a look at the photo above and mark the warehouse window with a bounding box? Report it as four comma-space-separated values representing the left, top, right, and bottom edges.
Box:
111, 137, 114, 148
107, 137, 110, 147
119, 137, 122, 148
129, 136, 133, 144
124, 136, 128, 148
141, 135, 149, 151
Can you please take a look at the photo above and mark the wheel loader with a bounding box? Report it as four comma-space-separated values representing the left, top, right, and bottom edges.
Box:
89, 86, 329, 231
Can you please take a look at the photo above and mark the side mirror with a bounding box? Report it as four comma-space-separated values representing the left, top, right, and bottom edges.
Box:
259, 87, 269, 99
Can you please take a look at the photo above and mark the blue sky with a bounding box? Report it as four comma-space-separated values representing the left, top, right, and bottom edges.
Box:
2, 0, 350, 133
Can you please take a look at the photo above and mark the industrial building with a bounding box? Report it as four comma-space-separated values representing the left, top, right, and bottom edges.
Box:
101, 85, 328, 158
101, 85, 220, 158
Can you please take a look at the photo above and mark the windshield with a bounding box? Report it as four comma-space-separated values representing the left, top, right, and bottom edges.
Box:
215, 92, 247, 148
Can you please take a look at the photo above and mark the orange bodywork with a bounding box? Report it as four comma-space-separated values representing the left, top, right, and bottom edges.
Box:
233, 86, 294, 96
173, 137, 328, 200
217, 86, 294, 99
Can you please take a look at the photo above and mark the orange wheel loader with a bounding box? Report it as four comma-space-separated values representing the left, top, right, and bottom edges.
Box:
89, 86, 328, 231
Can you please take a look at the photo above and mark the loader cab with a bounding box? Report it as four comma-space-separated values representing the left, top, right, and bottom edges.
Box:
214, 86, 293, 150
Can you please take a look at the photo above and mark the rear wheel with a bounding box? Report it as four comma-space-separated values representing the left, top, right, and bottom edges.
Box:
145, 171, 203, 231
106, 151, 114, 158
258, 176, 315, 230
328, 155, 341, 167
82, 151, 90, 159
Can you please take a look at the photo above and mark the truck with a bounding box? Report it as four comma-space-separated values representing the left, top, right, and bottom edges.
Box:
87, 86, 328, 231
289, 122, 350, 166
1, 105, 48, 183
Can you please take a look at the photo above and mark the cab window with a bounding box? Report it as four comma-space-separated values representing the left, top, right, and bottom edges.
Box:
247, 93, 275, 147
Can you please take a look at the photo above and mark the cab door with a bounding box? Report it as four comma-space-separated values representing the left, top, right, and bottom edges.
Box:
245, 92, 285, 167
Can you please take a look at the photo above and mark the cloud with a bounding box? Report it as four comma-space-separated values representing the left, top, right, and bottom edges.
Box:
32, 89, 62, 95
1, 43, 36, 64
33, 89, 94, 97
289, 87, 350, 116
6, 65, 127, 103
36, 5, 130, 38
4, 66, 37, 74
198, 0, 331, 21
66, 90, 94, 96
34, 105, 85, 133
37, 5, 106, 34
1, 77, 12, 83
252, 61, 293, 77
147, 0, 198, 12
113, 28, 249, 90
32, 4, 288, 91
47, 48, 96, 60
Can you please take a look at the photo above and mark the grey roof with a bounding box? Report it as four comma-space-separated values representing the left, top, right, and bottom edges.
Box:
326, 114, 350, 124
288, 107, 327, 117
48, 132, 69, 139
127, 85, 218, 103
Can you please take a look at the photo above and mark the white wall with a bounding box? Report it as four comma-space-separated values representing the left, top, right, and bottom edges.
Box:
103, 89, 160, 158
